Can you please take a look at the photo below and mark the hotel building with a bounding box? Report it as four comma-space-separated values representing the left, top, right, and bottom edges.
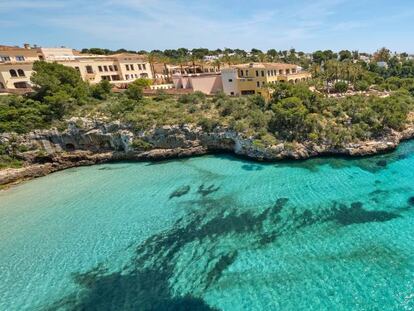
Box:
0, 45, 153, 91
221, 63, 311, 97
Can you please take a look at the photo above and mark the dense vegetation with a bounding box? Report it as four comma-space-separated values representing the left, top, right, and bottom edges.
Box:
1, 59, 414, 169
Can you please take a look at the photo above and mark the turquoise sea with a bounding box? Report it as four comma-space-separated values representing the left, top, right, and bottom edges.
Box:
1, 142, 414, 311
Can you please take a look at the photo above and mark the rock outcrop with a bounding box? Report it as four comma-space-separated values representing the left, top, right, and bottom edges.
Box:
1, 117, 414, 187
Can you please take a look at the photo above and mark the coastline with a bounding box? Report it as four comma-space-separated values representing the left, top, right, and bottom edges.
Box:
1, 118, 414, 189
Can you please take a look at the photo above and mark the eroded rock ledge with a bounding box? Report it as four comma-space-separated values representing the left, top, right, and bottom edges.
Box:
1, 117, 414, 187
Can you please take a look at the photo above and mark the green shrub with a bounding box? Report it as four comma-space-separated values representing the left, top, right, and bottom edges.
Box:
125, 83, 143, 100
153, 90, 169, 102
198, 118, 219, 132
0, 156, 23, 169
333, 81, 348, 93
354, 80, 369, 92
91, 80, 112, 100
131, 138, 153, 151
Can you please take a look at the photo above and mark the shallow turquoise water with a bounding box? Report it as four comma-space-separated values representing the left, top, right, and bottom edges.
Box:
1, 142, 414, 310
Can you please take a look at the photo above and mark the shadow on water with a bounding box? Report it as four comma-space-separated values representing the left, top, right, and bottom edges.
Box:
43, 182, 409, 311
169, 185, 191, 199
241, 164, 264, 171
197, 184, 220, 197
97, 165, 132, 171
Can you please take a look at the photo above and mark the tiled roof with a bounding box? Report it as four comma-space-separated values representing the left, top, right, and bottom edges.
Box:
0, 45, 25, 51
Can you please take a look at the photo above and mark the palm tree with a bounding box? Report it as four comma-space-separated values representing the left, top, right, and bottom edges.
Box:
190, 54, 199, 74
212, 58, 222, 71
176, 56, 187, 74
222, 53, 232, 66
310, 64, 322, 78
198, 58, 206, 73
147, 52, 158, 80
158, 55, 172, 83
257, 53, 268, 63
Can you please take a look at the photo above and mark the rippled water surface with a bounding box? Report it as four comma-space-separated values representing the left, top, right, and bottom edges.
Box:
1, 142, 414, 310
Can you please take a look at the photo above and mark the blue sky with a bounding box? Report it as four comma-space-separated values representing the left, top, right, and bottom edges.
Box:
1, 0, 414, 53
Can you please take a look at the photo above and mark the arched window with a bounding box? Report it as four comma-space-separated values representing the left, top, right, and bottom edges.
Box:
17, 69, 25, 77
9, 69, 17, 77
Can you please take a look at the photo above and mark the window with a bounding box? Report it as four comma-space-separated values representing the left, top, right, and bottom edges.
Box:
16, 56, 25, 61
240, 70, 244, 77
241, 90, 255, 95
0, 55, 11, 62
104, 66, 108, 72
228, 79, 233, 82
142, 64, 146, 70
279, 70, 283, 75
125, 74, 130, 80
126, 64, 130, 71
86, 65, 93, 74
256, 81, 260, 87
245, 70, 248, 76
262, 81, 265, 86
17, 69, 25, 77
109, 65, 113, 71
14, 82, 29, 88
138, 64, 142, 70
9, 69, 17, 77
261, 70, 265, 77
255, 70, 259, 77
230, 92, 234, 96
98, 66, 103, 72
267, 70, 270, 76
75, 67, 80, 72
130, 64, 135, 70
114, 65, 118, 71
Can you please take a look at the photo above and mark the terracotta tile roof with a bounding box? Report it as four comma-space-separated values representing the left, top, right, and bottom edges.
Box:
0, 45, 25, 51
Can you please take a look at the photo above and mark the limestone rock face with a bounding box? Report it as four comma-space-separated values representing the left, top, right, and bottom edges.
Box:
1, 117, 414, 186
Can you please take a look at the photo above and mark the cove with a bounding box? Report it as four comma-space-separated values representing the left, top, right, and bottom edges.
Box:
1, 141, 414, 310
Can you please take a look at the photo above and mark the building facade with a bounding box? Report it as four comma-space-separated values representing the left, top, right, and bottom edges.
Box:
0, 45, 153, 91
172, 73, 223, 95
221, 63, 311, 98
0, 45, 42, 89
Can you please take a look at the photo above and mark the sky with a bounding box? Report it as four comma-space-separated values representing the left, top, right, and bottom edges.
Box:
1, 0, 414, 53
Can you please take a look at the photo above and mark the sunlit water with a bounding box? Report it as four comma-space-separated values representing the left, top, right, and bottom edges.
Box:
1, 141, 414, 311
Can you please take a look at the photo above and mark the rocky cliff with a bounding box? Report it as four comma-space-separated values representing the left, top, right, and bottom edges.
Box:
1, 117, 414, 186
